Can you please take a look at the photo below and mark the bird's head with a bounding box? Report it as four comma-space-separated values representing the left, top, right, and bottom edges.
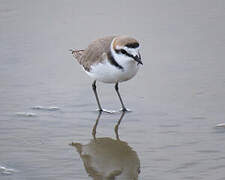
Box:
111, 36, 143, 65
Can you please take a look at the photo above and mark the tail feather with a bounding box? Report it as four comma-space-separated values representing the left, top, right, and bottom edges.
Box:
69, 49, 85, 63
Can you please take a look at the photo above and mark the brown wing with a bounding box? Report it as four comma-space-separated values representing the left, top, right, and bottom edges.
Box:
71, 36, 115, 71
70, 49, 85, 63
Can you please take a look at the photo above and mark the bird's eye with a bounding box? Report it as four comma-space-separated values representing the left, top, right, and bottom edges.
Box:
120, 49, 127, 54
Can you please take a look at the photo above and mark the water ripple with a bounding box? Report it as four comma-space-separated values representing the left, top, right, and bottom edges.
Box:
16, 112, 37, 117
216, 123, 225, 128
31, 105, 60, 111
0, 165, 16, 175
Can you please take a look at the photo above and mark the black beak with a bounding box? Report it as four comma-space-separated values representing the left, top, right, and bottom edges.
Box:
134, 54, 143, 65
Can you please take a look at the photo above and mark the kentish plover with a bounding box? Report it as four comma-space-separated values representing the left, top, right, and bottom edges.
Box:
71, 35, 143, 112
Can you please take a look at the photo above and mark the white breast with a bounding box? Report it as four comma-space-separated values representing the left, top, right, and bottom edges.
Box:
85, 57, 140, 83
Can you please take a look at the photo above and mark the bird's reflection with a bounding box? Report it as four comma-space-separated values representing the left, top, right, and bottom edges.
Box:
71, 112, 141, 180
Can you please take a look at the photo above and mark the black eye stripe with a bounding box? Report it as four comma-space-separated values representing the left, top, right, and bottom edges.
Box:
121, 49, 126, 54
115, 49, 134, 59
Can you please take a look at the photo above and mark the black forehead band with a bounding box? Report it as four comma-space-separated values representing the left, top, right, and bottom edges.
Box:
125, 42, 139, 48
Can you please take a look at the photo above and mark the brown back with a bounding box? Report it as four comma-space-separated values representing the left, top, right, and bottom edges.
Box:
73, 36, 115, 71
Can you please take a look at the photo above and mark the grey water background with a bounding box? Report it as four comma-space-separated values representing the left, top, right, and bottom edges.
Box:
1, 0, 225, 179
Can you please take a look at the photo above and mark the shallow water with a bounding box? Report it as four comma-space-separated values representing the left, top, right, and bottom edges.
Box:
1, 0, 225, 179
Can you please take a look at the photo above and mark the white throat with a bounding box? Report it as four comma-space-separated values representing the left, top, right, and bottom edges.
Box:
110, 40, 131, 68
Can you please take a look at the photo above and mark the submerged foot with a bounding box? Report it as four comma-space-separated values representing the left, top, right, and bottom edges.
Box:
95, 108, 131, 113
96, 108, 116, 114
120, 108, 132, 112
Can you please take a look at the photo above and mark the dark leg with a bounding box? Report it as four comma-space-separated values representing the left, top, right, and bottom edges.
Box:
114, 111, 126, 140
92, 80, 102, 111
92, 111, 102, 139
115, 83, 127, 111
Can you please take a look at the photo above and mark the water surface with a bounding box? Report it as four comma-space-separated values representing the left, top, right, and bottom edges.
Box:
1, 0, 225, 179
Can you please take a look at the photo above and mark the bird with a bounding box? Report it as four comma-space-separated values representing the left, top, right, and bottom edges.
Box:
70, 35, 143, 112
